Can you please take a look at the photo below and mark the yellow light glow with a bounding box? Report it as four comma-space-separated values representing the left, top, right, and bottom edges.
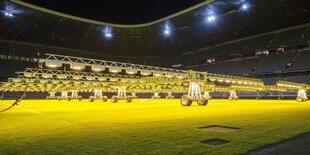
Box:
46, 64, 58, 68
110, 70, 120, 73
72, 66, 82, 70
141, 72, 151, 76
127, 71, 137, 75
209, 78, 216, 82
177, 76, 184, 79
218, 79, 224, 82
93, 68, 102, 72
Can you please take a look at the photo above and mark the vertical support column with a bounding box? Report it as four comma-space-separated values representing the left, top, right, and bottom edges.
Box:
117, 87, 127, 99
188, 82, 201, 100
71, 91, 78, 98
57, 91, 68, 100
180, 82, 208, 106
256, 91, 262, 99
131, 93, 138, 98
297, 89, 308, 102
152, 92, 160, 99
61, 92, 68, 99
111, 87, 131, 103
203, 92, 212, 100
46, 92, 56, 100
278, 92, 284, 100
50, 92, 56, 98
166, 92, 175, 99
228, 90, 239, 101
94, 89, 102, 99
90, 89, 105, 102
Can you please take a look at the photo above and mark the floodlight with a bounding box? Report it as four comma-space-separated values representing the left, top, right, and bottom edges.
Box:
166, 73, 174, 78
23, 72, 32, 78
42, 74, 53, 79
164, 30, 170, 35
98, 77, 106, 81
153, 72, 163, 77
177, 74, 185, 79
70, 63, 85, 70
45, 60, 62, 68
109, 67, 122, 73
4, 12, 13, 17
127, 69, 138, 75
207, 16, 215, 22
217, 79, 224, 82
57, 74, 67, 79
141, 70, 152, 76
92, 65, 105, 72
241, 4, 248, 10
105, 33, 112, 38
209, 78, 216, 82
72, 76, 83, 80
86, 76, 95, 81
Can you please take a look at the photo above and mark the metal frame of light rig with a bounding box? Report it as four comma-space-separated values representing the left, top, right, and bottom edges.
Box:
0, 54, 308, 106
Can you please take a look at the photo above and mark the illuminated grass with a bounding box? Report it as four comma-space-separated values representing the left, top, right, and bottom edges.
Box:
0, 99, 310, 154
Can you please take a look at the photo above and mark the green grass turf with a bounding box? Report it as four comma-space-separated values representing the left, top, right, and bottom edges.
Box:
0, 99, 310, 155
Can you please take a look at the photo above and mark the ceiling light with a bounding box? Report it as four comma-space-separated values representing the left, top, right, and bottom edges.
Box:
164, 30, 170, 35
105, 33, 112, 38
92, 65, 105, 72
207, 16, 215, 22
70, 63, 85, 70
241, 4, 248, 10
4, 12, 13, 17
45, 60, 62, 68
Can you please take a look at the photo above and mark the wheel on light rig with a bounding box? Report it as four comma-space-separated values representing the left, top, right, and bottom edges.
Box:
67, 97, 72, 101
78, 96, 82, 101
111, 95, 119, 103
89, 96, 95, 102
102, 96, 108, 102
228, 96, 238, 101
202, 95, 211, 100
197, 98, 208, 106
296, 97, 307, 102
180, 95, 192, 106
152, 96, 160, 99
125, 96, 132, 103
166, 96, 175, 99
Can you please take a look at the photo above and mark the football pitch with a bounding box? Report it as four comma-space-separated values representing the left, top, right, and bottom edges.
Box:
1, 99, 310, 154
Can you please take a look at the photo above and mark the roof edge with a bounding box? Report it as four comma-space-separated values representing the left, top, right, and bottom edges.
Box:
11, 0, 214, 28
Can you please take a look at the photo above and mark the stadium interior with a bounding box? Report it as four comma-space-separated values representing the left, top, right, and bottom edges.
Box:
1, 0, 310, 154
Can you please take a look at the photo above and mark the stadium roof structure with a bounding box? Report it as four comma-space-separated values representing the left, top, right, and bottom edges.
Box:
0, 0, 309, 57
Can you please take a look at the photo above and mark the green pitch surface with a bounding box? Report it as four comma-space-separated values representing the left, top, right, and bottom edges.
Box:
1, 99, 310, 154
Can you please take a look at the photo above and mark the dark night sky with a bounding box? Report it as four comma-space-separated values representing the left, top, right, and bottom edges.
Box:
23, 0, 205, 24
